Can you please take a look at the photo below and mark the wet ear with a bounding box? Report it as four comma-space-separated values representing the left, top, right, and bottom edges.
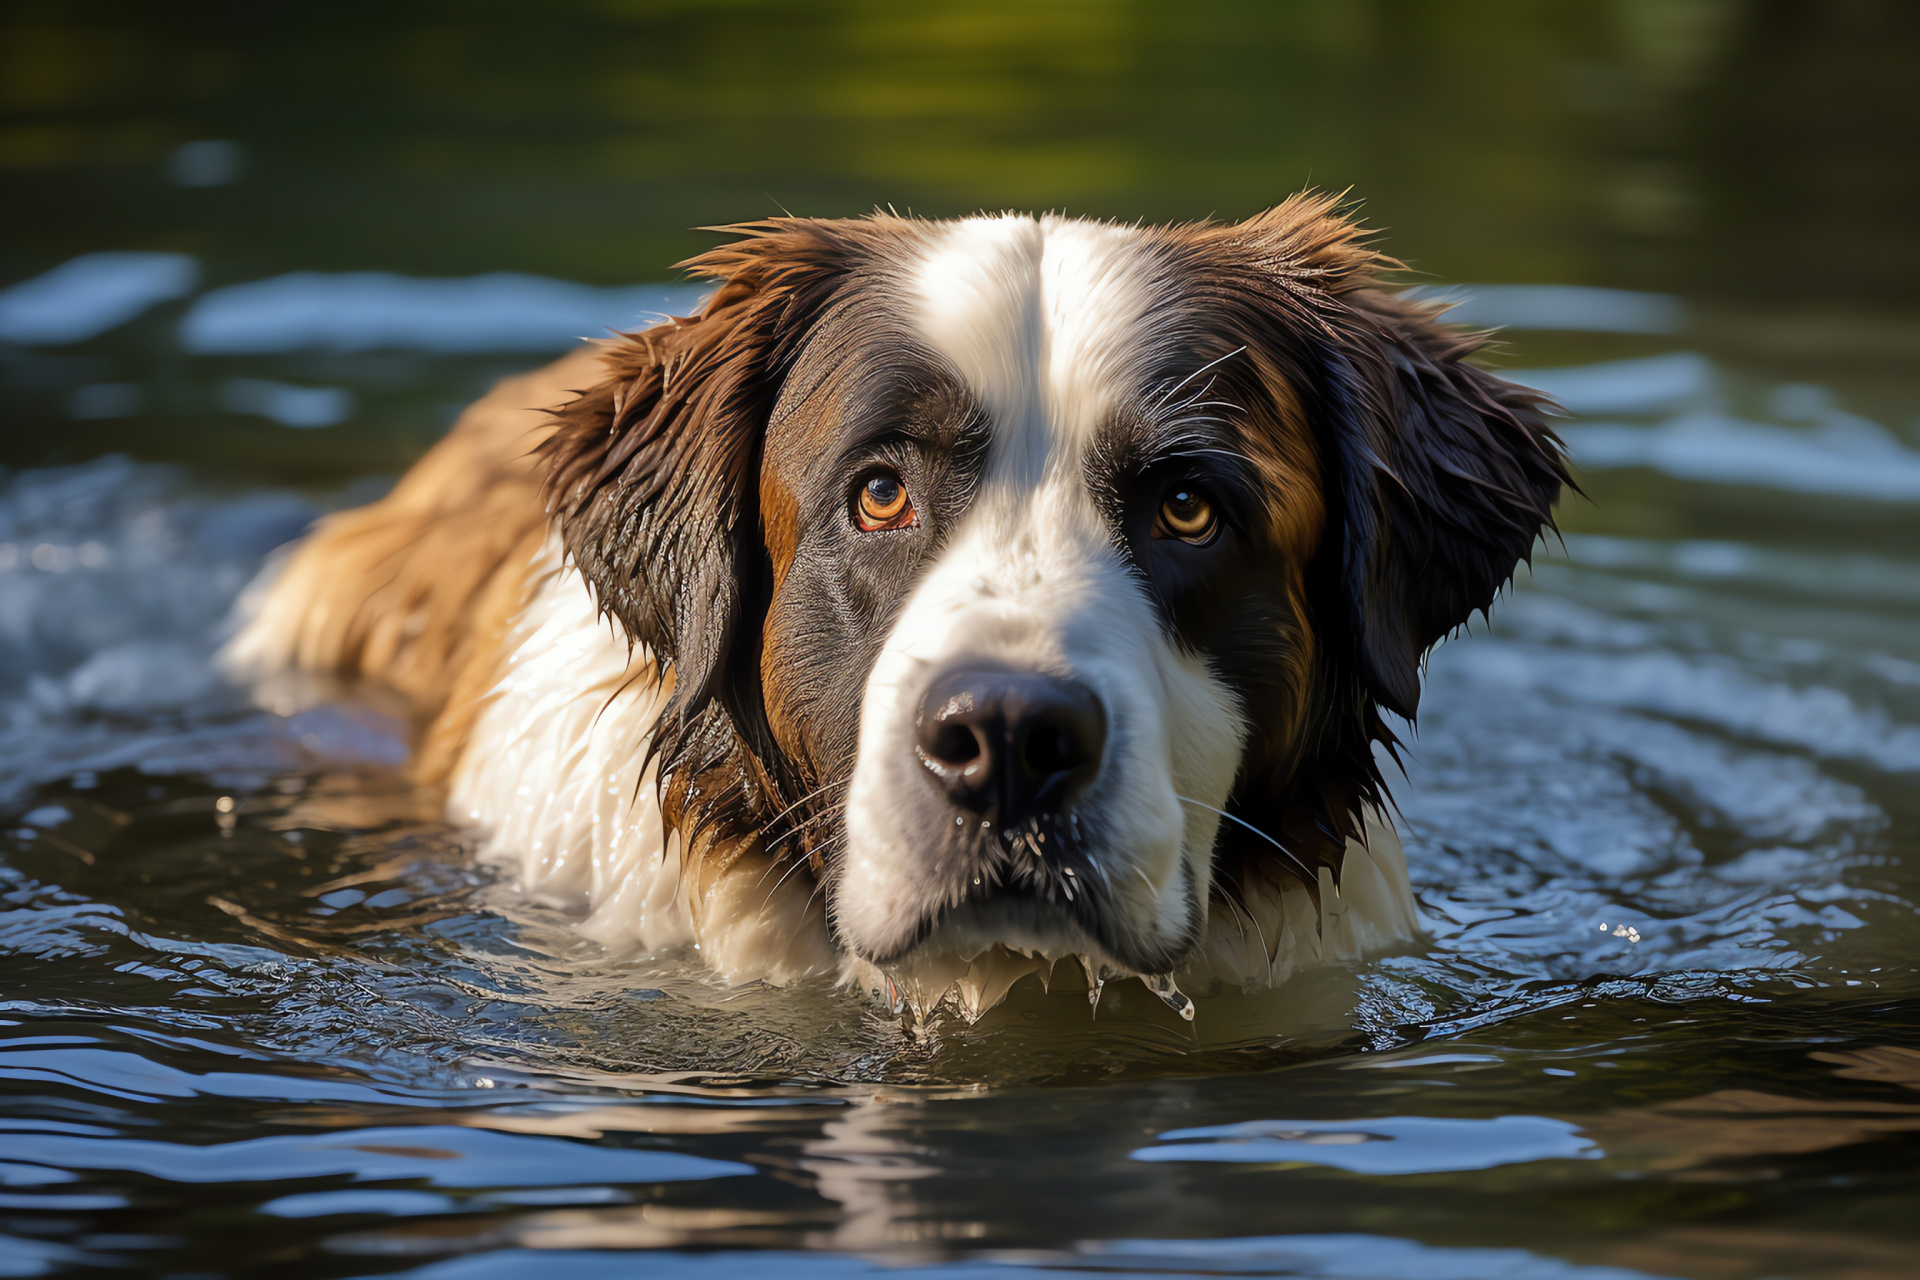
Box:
540, 223, 848, 722
1320, 289, 1568, 719
1193, 193, 1568, 722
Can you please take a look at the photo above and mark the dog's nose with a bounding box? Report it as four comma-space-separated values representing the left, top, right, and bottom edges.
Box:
915, 670, 1105, 825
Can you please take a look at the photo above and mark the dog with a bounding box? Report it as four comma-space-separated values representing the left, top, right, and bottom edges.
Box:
228, 194, 1566, 1021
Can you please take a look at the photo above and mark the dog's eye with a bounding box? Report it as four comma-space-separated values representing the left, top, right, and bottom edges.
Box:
853, 471, 916, 532
1153, 485, 1218, 544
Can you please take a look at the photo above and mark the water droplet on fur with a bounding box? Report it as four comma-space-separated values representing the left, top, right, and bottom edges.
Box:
1078, 954, 1107, 1016
1143, 972, 1195, 1021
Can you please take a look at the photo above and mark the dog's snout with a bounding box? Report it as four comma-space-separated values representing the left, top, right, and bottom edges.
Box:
915, 670, 1105, 824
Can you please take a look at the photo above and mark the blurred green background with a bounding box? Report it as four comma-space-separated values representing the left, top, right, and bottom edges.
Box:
3, 0, 1918, 479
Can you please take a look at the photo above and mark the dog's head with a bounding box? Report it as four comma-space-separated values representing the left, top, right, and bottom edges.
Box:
543, 197, 1564, 979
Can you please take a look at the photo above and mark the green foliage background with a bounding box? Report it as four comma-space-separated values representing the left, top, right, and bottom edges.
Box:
5, 0, 1915, 305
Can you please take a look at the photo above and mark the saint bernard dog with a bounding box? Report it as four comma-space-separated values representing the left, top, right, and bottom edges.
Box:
228, 194, 1566, 1022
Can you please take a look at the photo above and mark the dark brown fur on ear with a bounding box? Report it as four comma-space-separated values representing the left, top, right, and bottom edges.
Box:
539, 221, 862, 892
1322, 287, 1566, 722
1166, 193, 1568, 889
543, 227, 851, 711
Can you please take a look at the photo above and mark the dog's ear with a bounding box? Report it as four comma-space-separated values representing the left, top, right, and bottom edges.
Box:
540, 222, 850, 723
1209, 195, 1567, 721
1315, 287, 1568, 719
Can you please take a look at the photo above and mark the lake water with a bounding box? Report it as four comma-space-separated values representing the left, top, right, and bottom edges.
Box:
2, 4, 1917, 1277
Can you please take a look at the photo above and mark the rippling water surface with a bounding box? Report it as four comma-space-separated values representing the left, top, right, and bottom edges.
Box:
5, 338, 1917, 1280
5, 4, 1920, 1277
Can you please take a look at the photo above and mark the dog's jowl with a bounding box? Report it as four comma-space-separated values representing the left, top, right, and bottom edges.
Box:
228, 194, 1567, 1019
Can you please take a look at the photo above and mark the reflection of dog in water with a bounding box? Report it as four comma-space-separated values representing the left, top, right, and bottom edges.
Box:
229, 194, 1566, 1020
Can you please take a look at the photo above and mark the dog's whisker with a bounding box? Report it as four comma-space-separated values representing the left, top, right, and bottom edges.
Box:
750, 800, 850, 889
1174, 794, 1318, 885
778, 799, 852, 835
758, 846, 819, 913
1213, 879, 1251, 945
1149, 346, 1246, 412
1132, 865, 1157, 898
760, 778, 851, 838
752, 806, 852, 913
1213, 877, 1273, 978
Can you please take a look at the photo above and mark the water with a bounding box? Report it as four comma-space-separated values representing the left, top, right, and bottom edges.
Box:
3, 3, 1918, 1277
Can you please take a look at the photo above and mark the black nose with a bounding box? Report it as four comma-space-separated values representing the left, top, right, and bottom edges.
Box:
915, 670, 1105, 825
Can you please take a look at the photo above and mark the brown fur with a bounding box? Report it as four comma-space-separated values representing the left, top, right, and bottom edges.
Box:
534, 221, 917, 906
1140, 194, 1563, 901
235, 348, 606, 782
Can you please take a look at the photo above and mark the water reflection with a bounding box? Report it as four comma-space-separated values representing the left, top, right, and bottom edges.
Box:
1565, 413, 1920, 499
0, 254, 199, 346
1507, 353, 1713, 417
368, 1237, 1676, 1279
1134, 1113, 1598, 1174
181, 274, 708, 356
1418, 285, 1686, 335
5, 1122, 751, 1188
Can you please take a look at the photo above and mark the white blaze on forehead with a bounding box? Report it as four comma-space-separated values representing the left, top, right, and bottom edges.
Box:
832, 211, 1239, 968
911, 215, 1163, 482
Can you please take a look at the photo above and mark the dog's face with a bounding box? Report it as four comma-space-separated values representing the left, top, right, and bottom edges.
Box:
545, 198, 1564, 980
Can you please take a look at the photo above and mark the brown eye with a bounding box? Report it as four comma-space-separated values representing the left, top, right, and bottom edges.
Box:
1154, 485, 1218, 544
854, 471, 916, 532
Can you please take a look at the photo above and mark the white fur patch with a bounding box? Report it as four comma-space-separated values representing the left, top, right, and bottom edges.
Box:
448, 539, 836, 984
914, 216, 1166, 480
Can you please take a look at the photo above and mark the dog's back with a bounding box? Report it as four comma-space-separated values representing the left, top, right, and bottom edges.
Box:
226, 347, 602, 780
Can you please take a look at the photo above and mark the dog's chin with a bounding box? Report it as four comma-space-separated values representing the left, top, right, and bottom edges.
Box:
839, 879, 1192, 980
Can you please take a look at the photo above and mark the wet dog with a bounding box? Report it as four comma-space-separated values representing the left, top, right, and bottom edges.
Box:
229, 195, 1565, 1019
